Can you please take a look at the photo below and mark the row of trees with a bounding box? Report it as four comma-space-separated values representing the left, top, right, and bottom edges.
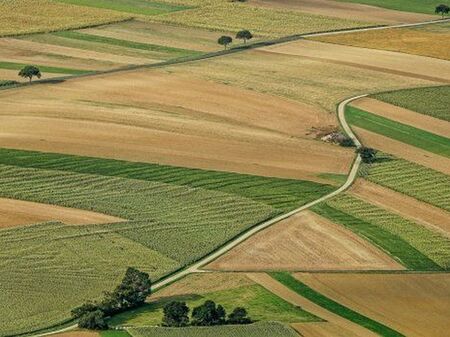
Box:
72, 267, 152, 330
162, 300, 252, 327
218, 30, 253, 49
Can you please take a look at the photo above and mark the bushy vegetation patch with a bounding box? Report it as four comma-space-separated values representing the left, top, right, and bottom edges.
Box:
346, 106, 450, 158
373, 86, 450, 122
362, 153, 450, 212
128, 322, 299, 337
54, 0, 191, 16
270, 272, 405, 337
0, 80, 19, 87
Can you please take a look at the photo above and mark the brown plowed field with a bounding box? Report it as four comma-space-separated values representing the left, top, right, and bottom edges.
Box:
247, 273, 379, 337
351, 97, 450, 138
292, 322, 362, 337
350, 179, 450, 238
207, 211, 402, 271
0, 70, 353, 180
295, 273, 450, 337
0, 197, 123, 229
250, 0, 433, 24
261, 40, 450, 84
353, 127, 450, 175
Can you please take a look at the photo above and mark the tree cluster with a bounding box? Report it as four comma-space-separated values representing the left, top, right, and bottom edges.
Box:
72, 267, 151, 330
218, 30, 253, 49
162, 300, 252, 328
356, 146, 378, 164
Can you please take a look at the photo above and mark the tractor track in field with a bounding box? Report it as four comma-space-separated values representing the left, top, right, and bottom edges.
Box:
15, 17, 447, 337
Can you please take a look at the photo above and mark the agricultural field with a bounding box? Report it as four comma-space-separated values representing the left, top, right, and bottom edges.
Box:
0, 148, 331, 335
207, 210, 402, 271
335, 0, 442, 14
109, 273, 318, 327
128, 322, 299, 337
295, 273, 450, 337
312, 22, 450, 61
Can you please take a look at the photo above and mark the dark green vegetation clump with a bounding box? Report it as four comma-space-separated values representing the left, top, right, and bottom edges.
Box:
270, 272, 405, 337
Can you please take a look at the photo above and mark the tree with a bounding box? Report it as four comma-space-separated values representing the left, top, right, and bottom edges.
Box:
356, 146, 378, 163
236, 30, 253, 44
227, 307, 252, 324
191, 300, 226, 326
162, 301, 190, 327
71, 302, 99, 318
18, 65, 41, 83
435, 4, 450, 18
218, 36, 233, 50
78, 310, 108, 330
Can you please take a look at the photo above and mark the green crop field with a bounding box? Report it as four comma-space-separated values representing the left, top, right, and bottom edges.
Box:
0, 61, 93, 75
315, 194, 450, 269
336, 0, 440, 14
270, 273, 405, 337
109, 283, 317, 327
346, 106, 450, 158
0, 148, 331, 336
102, 331, 131, 337
54, 0, 190, 16
362, 154, 450, 212
373, 86, 450, 122
128, 322, 299, 337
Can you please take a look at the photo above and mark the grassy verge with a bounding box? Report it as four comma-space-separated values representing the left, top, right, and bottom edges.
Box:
0, 61, 93, 75
336, 0, 440, 14
54, 0, 191, 16
53, 31, 202, 58
311, 203, 443, 271
270, 272, 405, 337
102, 331, 131, 337
346, 106, 450, 158
372, 86, 450, 122
362, 153, 450, 212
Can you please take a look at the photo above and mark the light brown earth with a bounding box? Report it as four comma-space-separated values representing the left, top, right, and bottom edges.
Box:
250, 0, 433, 24
207, 211, 402, 271
351, 97, 450, 138
0, 69, 353, 181
247, 273, 379, 337
0, 38, 153, 70
0, 197, 123, 229
293, 322, 363, 337
354, 127, 450, 175
295, 273, 450, 337
312, 25, 450, 61
261, 40, 450, 84
350, 179, 450, 238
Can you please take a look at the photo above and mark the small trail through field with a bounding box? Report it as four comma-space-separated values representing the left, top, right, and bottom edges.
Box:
24, 18, 449, 337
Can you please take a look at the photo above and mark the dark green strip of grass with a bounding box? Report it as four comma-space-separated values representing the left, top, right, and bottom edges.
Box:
0, 148, 333, 213
101, 330, 131, 337
0, 61, 93, 75
53, 31, 202, 58
335, 0, 438, 14
0, 80, 19, 87
311, 203, 442, 271
270, 272, 405, 337
54, 0, 190, 16
346, 106, 450, 158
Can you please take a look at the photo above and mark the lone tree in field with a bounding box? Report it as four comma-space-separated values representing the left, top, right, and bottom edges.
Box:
236, 30, 253, 44
18, 65, 41, 83
218, 36, 233, 50
356, 146, 378, 163
191, 300, 226, 326
435, 4, 450, 18
162, 301, 190, 327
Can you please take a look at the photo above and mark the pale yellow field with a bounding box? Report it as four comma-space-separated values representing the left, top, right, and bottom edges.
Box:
295, 273, 450, 337
0, 0, 129, 37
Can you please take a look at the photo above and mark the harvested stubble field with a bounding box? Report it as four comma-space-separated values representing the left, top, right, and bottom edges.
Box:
207, 210, 402, 271
0, 148, 331, 335
128, 322, 299, 337
362, 154, 450, 212
249, 0, 433, 23
0, 69, 354, 181
165, 43, 438, 114
295, 273, 450, 337
0, 0, 130, 37
311, 23, 450, 61
110, 273, 317, 327
373, 86, 450, 122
